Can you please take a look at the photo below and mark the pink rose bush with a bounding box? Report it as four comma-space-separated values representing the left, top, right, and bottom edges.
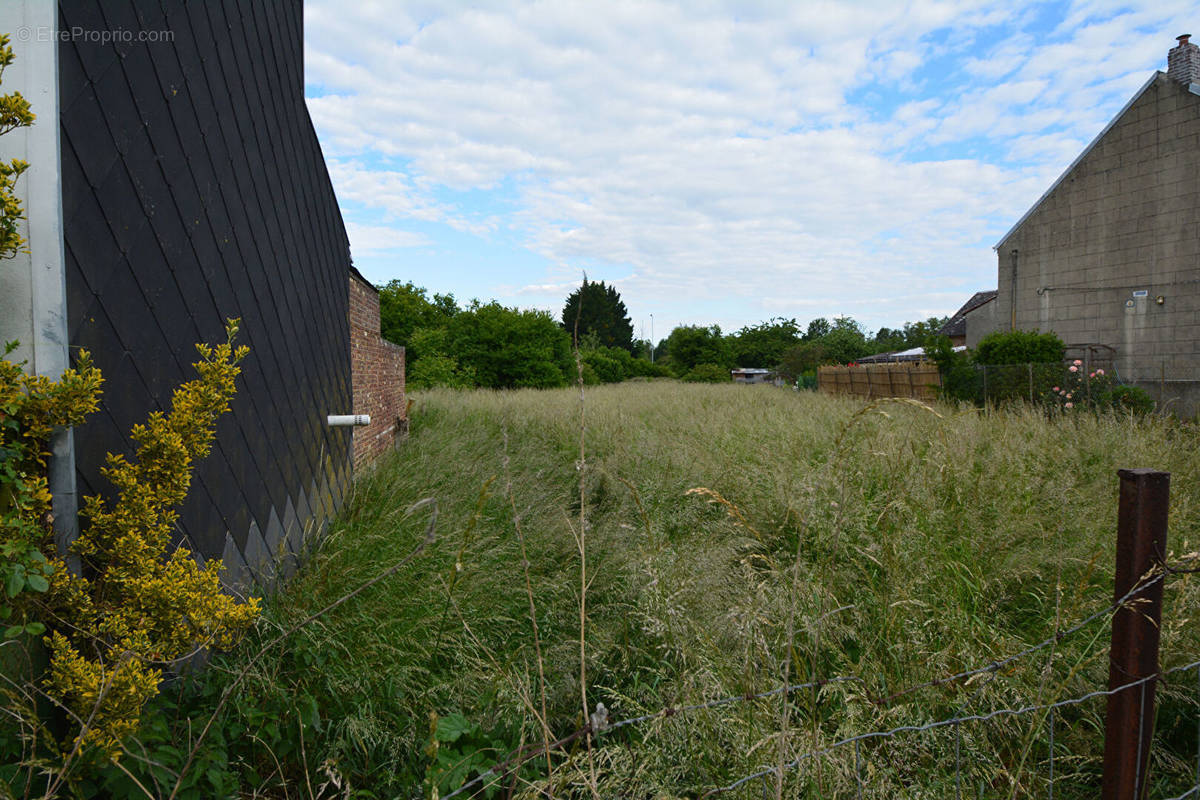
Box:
1042, 359, 1114, 412
1040, 359, 1151, 413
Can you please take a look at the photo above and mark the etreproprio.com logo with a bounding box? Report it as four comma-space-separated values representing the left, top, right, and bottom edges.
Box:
15, 26, 175, 45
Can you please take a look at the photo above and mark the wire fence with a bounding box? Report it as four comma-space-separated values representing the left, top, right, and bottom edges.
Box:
703, 658, 1200, 798
969, 354, 1198, 417
440, 557, 1200, 799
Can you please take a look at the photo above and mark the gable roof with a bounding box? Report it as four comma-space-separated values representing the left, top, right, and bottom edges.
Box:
939, 289, 997, 338
994, 73, 1162, 250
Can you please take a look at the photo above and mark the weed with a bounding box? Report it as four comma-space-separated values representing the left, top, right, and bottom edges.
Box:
126, 384, 1200, 797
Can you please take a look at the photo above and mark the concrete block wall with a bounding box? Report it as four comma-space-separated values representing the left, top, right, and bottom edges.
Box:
350, 272, 407, 468
994, 72, 1200, 414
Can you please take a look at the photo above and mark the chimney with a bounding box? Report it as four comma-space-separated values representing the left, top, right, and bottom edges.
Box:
1168, 34, 1200, 86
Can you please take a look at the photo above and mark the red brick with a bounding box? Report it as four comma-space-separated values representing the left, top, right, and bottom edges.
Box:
349, 275, 406, 470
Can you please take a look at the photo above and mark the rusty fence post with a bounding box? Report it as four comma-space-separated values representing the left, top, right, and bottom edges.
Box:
1102, 468, 1169, 800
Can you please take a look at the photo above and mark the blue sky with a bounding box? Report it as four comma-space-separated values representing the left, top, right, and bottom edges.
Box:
302, 1, 1193, 341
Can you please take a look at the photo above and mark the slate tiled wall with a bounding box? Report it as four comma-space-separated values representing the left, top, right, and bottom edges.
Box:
59, 0, 353, 590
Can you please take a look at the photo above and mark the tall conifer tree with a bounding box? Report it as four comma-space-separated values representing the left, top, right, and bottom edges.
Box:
561, 276, 634, 352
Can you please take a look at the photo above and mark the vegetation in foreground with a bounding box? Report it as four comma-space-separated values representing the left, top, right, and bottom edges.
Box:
100, 385, 1200, 797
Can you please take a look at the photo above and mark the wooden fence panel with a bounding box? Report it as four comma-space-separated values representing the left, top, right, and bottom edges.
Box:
818, 363, 941, 401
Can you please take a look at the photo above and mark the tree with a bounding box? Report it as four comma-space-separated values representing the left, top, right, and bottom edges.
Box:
868, 317, 949, 355
561, 277, 634, 352
901, 317, 949, 349
660, 325, 732, 375
926, 334, 977, 402
777, 340, 828, 381
821, 317, 870, 364
446, 301, 573, 389
870, 326, 907, 354
729, 318, 800, 368
377, 280, 459, 348
405, 327, 475, 389
803, 317, 831, 341
778, 315, 868, 374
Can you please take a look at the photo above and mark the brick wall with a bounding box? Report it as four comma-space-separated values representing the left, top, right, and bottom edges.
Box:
350, 272, 407, 468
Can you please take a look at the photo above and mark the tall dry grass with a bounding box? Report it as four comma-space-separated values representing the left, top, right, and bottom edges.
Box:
197, 383, 1198, 798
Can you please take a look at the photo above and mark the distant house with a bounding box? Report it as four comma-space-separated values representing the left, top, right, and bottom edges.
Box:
731, 367, 775, 384
938, 290, 998, 349
1, 1, 405, 592
982, 35, 1200, 414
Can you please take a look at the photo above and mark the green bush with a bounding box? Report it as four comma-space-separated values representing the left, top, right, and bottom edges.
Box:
925, 335, 977, 403
578, 345, 670, 383
409, 353, 476, 390
628, 358, 670, 378
661, 326, 731, 374
1108, 384, 1154, 414
974, 330, 1065, 366
683, 363, 729, 383
445, 302, 573, 389
581, 349, 625, 384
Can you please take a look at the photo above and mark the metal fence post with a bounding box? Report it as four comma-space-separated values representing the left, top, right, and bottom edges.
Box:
1102, 468, 1169, 800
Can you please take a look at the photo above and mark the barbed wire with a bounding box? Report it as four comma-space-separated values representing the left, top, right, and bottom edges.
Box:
873, 567, 1167, 705
703, 657, 1200, 797
605, 675, 866, 734
440, 676, 868, 799
439, 563, 1194, 799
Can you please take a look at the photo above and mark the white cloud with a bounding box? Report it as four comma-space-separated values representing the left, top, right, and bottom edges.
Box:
303, 0, 1195, 332
343, 222, 430, 254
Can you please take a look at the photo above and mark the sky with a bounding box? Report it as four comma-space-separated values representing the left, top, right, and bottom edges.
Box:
302, 1, 1194, 341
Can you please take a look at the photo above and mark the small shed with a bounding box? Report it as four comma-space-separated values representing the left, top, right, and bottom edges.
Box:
731, 368, 775, 384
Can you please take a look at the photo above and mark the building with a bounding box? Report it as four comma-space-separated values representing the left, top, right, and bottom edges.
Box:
938, 290, 998, 349
856, 345, 964, 364
0, 2, 405, 592
731, 367, 775, 384
989, 35, 1200, 414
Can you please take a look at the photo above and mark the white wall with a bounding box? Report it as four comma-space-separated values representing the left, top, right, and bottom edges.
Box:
0, 3, 77, 556
0, 2, 67, 376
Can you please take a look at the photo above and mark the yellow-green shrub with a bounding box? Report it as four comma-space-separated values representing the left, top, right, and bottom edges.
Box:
0, 32, 34, 261
1, 349, 102, 637
41, 321, 260, 756
0, 26, 259, 767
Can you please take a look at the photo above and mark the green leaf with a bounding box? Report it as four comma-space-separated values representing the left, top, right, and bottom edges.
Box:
5, 571, 22, 598
25, 574, 48, 593
3, 625, 23, 639
22, 621, 43, 635
435, 713, 475, 744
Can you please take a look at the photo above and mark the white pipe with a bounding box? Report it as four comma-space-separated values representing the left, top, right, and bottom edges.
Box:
328, 414, 370, 426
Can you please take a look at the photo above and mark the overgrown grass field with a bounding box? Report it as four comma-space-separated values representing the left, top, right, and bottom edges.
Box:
155, 383, 1198, 798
